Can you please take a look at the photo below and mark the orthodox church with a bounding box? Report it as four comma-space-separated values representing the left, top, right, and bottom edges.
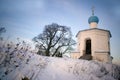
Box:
71, 8, 113, 62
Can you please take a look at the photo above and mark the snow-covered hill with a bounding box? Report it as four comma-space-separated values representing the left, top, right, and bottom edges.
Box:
0, 44, 120, 80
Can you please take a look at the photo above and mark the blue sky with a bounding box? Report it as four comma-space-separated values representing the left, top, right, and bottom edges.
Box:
0, 0, 120, 63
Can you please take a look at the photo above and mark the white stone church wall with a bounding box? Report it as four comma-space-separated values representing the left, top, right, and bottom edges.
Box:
76, 29, 111, 62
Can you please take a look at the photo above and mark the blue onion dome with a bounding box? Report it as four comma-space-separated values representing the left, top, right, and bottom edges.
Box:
88, 16, 99, 24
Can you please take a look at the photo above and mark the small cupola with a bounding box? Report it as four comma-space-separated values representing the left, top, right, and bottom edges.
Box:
88, 7, 99, 28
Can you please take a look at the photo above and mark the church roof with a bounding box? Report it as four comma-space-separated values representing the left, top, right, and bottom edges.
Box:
76, 28, 112, 37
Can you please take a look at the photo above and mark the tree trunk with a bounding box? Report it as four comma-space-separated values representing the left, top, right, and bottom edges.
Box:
45, 49, 50, 56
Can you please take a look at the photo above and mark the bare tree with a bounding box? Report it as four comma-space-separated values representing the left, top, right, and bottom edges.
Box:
33, 23, 75, 57
0, 27, 6, 40
0, 27, 6, 36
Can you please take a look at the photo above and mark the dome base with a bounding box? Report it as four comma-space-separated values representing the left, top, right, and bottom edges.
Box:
89, 22, 98, 28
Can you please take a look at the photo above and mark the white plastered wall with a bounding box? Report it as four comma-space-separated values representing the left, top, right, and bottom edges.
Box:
77, 29, 111, 62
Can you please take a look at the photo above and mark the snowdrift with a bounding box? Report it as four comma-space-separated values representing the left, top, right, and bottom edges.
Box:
0, 45, 120, 80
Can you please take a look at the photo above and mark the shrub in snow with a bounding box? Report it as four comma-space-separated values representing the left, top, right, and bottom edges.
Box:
22, 77, 29, 80
0, 40, 120, 80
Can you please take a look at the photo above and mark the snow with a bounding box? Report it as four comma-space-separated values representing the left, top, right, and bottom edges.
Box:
0, 43, 120, 80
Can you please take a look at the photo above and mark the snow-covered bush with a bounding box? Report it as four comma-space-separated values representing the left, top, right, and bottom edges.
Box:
0, 39, 36, 80
0, 39, 120, 80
